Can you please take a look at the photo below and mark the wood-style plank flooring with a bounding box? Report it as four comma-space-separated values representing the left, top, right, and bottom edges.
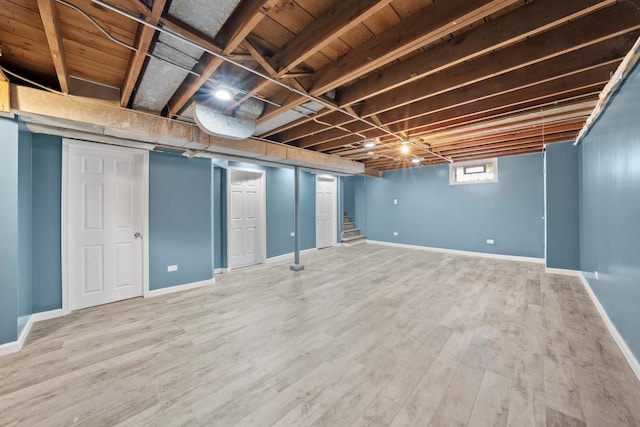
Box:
1, 244, 639, 426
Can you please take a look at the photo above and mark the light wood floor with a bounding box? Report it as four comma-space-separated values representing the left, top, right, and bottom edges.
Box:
2, 244, 640, 426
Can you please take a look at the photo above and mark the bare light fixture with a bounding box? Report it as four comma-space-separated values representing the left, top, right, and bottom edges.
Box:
214, 88, 233, 101
400, 144, 410, 154
363, 140, 376, 148
411, 158, 421, 164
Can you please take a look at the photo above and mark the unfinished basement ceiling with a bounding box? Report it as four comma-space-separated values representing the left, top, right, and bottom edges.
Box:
2, 0, 639, 172
131, 0, 242, 114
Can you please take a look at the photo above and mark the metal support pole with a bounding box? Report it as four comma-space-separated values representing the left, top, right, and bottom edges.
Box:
290, 166, 304, 271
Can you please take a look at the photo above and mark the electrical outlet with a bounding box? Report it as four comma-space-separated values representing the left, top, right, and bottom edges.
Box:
290, 232, 295, 237
167, 265, 178, 272
486, 239, 495, 245
595, 271, 599, 280
393, 198, 398, 205
393, 231, 399, 236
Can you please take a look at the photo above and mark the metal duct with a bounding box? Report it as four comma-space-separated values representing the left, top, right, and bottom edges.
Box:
192, 102, 255, 140
132, 0, 242, 113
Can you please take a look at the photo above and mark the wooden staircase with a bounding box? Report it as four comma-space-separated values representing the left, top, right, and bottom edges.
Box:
341, 214, 366, 245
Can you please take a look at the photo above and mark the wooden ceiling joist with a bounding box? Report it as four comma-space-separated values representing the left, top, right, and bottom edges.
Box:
120, 0, 168, 107
165, 0, 280, 118
337, 0, 618, 107
258, 0, 519, 124
37, 0, 69, 93
8, 0, 639, 171
296, 60, 618, 152
268, 0, 393, 76
357, 16, 640, 118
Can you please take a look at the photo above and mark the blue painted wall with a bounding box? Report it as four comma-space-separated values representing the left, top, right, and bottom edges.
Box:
580, 62, 640, 360
343, 177, 355, 220
31, 134, 63, 312
0, 118, 19, 344
545, 142, 580, 270
350, 153, 545, 257
18, 130, 33, 336
149, 152, 212, 290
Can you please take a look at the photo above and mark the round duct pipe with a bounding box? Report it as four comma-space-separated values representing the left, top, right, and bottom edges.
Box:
192, 102, 256, 140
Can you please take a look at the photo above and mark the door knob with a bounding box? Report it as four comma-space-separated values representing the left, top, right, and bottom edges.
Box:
134, 232, 142, 239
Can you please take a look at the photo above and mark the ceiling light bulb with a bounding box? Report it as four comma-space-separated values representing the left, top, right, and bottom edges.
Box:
400, 145, 410, 154
214, 88, 233, 101
411, 158, 421, 164
363, 141, 376, 148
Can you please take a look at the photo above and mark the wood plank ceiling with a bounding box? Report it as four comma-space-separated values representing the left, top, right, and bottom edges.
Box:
1, 0, 639, 171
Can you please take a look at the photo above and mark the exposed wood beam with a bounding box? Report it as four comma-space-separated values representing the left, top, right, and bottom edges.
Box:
120, 0, 168, 107
269, 0, 394, 76
433, 123, 585, 152
438, 133, 581, 156
258, 0, 616, 139
320, 33, 636, 143
165, 0, 280, 118
274, 14, 636, 146
338, 0, 617, 106
0, 70, 10, 117
10, 84, 363, 174
258, 0, 519, 123
126, 0, 151, 19
376, 40, 629, 126
225, 39, 276, 113
358, 15, 640, 117
37, 0, 69, 93
159, 16, 224, 55
296, 60, 616, 151
364, 168, 383, 178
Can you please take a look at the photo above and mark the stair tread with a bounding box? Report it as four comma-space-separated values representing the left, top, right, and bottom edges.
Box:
342, 235, 366, 242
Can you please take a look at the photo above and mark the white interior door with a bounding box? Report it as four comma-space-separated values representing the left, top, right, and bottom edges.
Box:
316, 176, 336, 249
67, 142, 145, 311
229, 169, 264, 268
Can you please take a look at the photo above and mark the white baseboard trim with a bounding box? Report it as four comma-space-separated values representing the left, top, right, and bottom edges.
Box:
214, 268, 229, 275
146, 278, 215, 298
31, 309, 64, 322
367, 240, 545, 264
0, 315, 34, 356
0, 307, 65, 357
578, 272, 640, 382
545, 267, 582, 276
266, 248, 317, 263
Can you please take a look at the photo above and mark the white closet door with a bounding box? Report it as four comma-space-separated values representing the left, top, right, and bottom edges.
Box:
68, 143, 144, 310
316, 176, 336, 249
229, 169, 264, 268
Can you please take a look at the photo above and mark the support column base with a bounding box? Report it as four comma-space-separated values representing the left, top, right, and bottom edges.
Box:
290, 264, 305, 271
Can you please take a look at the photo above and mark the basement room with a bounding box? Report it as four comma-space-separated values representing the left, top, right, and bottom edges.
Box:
1, 0, 640, 425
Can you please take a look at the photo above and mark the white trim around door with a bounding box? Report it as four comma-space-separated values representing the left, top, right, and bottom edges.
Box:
315, 175, 337, 249
226, 167, 267, 270
62, 139, 150, 314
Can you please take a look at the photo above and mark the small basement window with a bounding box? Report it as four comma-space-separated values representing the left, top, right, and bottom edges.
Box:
449, 158, 498, 185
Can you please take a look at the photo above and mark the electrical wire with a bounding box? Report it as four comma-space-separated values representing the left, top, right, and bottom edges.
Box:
55, 0, 282, 108
91, 0, 412, 146
0, 65, 61, 94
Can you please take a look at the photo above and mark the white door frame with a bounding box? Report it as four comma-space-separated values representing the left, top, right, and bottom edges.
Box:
315, 175, 338, 248
61, 139, 150, 315
226, 166, 267, 270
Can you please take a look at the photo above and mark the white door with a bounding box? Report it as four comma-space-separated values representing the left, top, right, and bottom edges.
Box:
229, 169, 264, 268
67, 142, 145, 310
316, 176, 336, 249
